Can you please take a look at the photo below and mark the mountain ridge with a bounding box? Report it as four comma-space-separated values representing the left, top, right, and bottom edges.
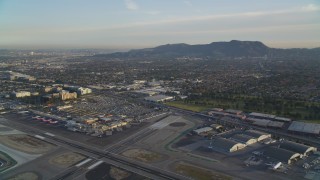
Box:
95, 40, 320, 59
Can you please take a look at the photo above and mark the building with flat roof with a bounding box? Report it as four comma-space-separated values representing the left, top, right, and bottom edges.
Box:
247, 118, 284, 128
280, 141, 317, 156
210, 123, 223, 131
12, 91, 31, 98
225, 109, 243, 115
193, 127, 213, 135
144, 95, 174, 102
264, 146, 301, 164
288, 121, 320, 135
249, 112, 276, 119
244, 130, 271, 141
248, 112, 291, 122
211, 138, 246, 152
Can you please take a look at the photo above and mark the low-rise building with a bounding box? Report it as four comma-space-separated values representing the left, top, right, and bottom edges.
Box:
225, 109, 243, 115
60, 90, 77, 101
144, 95, 174, 102
288, 121, 320, 135
193, 127, 213, 135
77, 87, 92, 95
12, 91, 31, 98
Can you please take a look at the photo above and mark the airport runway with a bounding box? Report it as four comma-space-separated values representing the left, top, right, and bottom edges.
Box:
0, 116, 189, 180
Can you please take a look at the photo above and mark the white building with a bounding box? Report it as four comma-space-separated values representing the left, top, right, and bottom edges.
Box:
12, 91, 31, 98
193, 127, 213, 135
77, 87, 92, 95
144, 95, 174, 102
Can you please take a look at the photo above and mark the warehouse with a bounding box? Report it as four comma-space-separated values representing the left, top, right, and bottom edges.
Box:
224, 109, 243, 115
247, 118, 284, 128
193, 127, 213, 135
248, 112, 291, 122
144, 95, 174, 102
244, 130, 271, 141
288, 121, 320, 136
211, 138, 246, 152
249, 112, 276, 119
231, 134, 257, 145
279, 141, 317, 156
264, 146, 301, 164
210, 123, 223, 131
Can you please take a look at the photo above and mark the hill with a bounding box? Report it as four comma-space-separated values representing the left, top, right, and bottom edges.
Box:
95, 40, 320, 59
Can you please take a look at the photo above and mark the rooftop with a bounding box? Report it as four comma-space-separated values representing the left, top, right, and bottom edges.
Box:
288, 121, 320, 135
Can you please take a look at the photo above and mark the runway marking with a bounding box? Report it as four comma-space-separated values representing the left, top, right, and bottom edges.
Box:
44, 132, 55, 137
34, 135, 45, 140
87, 160, 104, 170
75, 158, 92, 167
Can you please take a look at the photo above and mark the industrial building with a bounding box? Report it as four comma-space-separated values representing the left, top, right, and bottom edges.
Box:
279, 141, 317, 156
225, 109, 243, 115
60, 90, 77, 101
11, 91, 31, 98
144, 95, 174, 102
247, 118, 284, 128
248, 112, 291, 122
193, 127, 213, 135
231, 134, 257, 145
64, 85, 92, 95
210, 124, 223, 131
5, 71, 36, 82
288, 121, 320, 136
211, 138, 246, 152
244, 130, 271, 141
264, 146, 301, 164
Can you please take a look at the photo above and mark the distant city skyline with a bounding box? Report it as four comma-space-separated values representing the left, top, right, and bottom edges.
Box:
1, 0, 320, 49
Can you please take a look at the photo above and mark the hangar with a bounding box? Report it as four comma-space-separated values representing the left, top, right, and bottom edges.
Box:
231, 134, 257, 145
244, 130, 271, 141
211, 138, 246, 152
280, 141, 317, 156
264, 146, 301, 164
193, 127, 213, 135
210, 123, 223, 131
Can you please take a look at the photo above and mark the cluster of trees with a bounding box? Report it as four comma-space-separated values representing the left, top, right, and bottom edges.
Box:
184, 93, 320, 120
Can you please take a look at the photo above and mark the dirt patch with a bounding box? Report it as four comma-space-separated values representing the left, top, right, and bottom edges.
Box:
169, 122, 186, 127
174, 162, 232, 180
109, 166, 131, 180
8, 172, 39, 180
122, 148, 163, 163
49, 152, 86, 167
86, 162, 148, 180
0, 134, 55, 154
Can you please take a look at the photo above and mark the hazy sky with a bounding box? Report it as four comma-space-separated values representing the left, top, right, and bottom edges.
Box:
1, 0, 320, 49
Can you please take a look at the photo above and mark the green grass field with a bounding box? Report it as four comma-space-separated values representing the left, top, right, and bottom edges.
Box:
301, 120, 320, 124
166, 98, 320, 122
